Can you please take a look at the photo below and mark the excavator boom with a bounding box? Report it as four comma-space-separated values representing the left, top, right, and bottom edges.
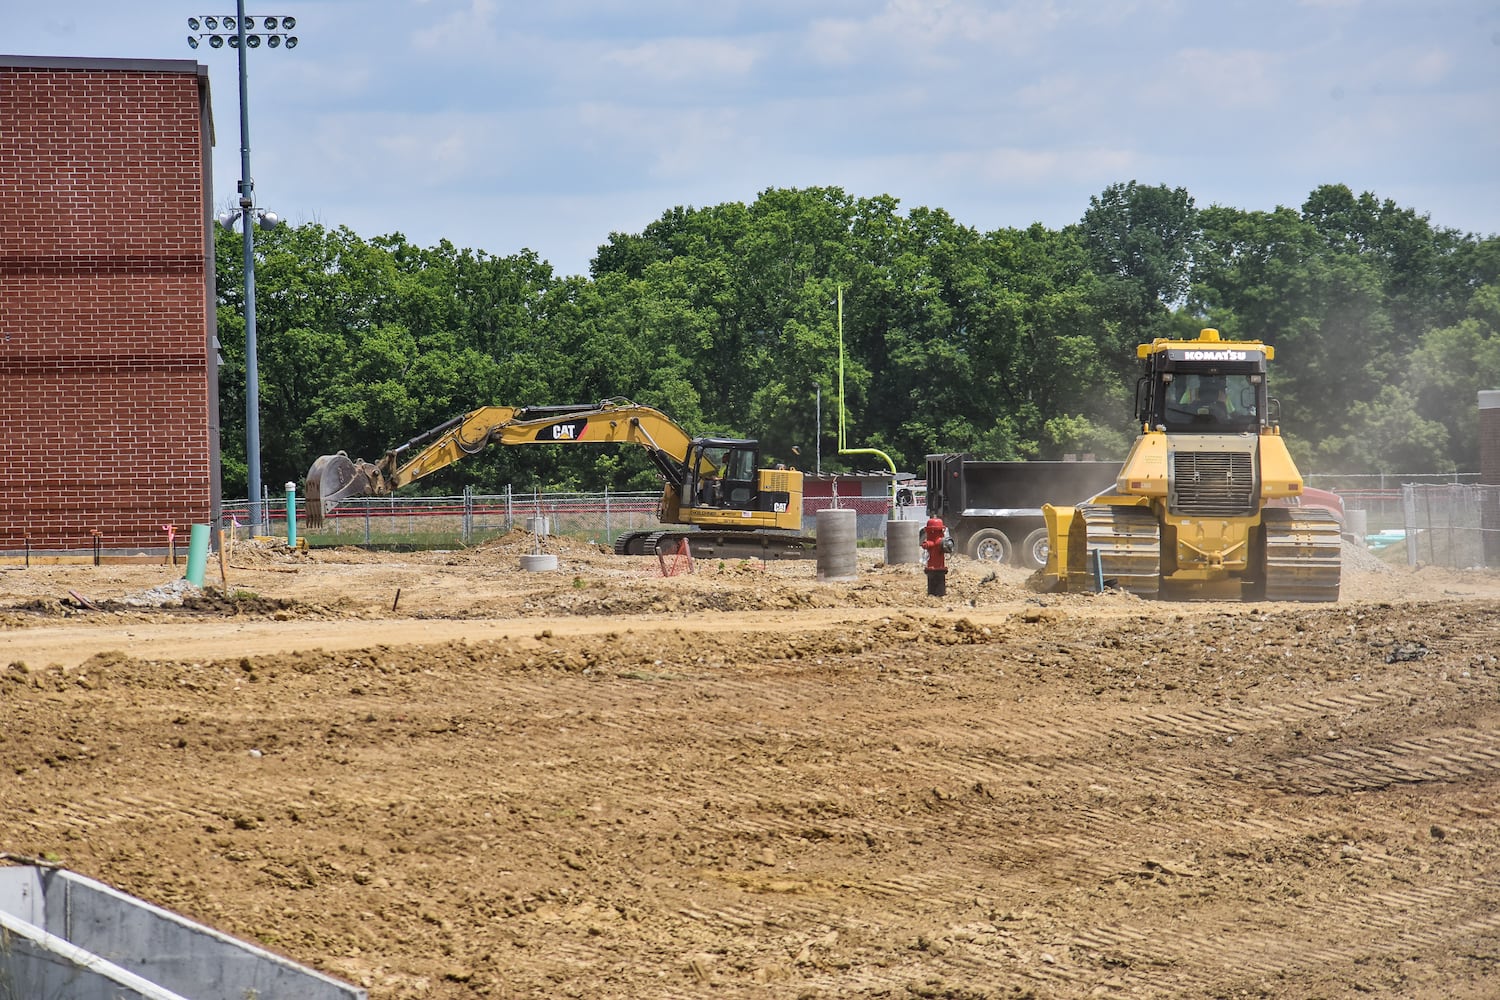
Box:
303, 399, 809, 557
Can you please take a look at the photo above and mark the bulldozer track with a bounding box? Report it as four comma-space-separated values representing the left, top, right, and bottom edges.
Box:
1076, 504, 1161, 596
1262, 505, 1343, 601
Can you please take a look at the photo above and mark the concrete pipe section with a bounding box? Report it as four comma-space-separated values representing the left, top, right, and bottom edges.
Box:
885, 518, 921, 565
816, 508, 858, 581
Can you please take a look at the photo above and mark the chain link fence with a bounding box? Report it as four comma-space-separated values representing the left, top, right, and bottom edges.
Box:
223, 487, 906, 547
1301, 474, 1497, 569
225, 480, 1500, 568
1397, 483, 1500, 570
1306, 472, 1481, 535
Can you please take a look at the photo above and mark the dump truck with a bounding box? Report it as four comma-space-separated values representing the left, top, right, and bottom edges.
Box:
1037, 329, 1341, 601
306, 398, 811, 558
924, 454, 1122, 568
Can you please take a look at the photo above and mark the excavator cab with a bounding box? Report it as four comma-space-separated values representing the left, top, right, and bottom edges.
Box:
684, 439, 761, 511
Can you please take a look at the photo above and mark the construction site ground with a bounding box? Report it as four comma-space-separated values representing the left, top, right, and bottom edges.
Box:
2, 532, 1498, 1000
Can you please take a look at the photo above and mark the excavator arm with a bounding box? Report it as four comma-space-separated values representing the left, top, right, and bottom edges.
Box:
305, 399, 706, 526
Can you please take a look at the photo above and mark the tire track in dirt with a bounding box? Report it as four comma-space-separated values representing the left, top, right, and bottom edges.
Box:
541, 669, 1495, 994
1235, 729, 1500, 793
8, 598, 1498, 999
536, 665, 1500, 996
1065, 880, 1500, 995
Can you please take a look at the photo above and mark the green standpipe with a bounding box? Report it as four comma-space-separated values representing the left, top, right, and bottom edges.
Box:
285, 481, 298, 548
184, 523, 211, 586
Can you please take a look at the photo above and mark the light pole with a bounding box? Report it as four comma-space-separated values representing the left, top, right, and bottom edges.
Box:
813, 383, 822, 476
188, 7, 298, 534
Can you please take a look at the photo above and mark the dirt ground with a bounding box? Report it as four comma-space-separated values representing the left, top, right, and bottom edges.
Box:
1, 532, 1498, 999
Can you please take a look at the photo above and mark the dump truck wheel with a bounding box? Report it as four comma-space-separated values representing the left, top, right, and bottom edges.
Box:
968, 528, 1012, 564
1019, 528, 1050, 570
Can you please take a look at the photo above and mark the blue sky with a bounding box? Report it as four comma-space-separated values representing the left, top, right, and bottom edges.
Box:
9, 1, 1500, 277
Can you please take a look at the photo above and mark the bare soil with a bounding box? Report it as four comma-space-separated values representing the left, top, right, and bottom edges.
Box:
2, 532, 1498, 999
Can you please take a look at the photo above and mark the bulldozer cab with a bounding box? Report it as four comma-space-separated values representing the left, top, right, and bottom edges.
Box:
686, 439, 760, 510
1144, 368, 1266, 433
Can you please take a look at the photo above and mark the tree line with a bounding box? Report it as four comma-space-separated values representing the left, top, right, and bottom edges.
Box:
212, 182, 1500, 498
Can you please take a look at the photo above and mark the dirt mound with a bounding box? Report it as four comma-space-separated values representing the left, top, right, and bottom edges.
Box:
2, 548, 1499, 999
462, 526, 613, 559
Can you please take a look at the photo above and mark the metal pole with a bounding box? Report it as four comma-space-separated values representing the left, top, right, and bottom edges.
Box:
815, 383, 822, 476
235, 0, 264, 534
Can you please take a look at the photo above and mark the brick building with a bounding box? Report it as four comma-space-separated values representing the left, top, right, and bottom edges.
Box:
0, 55, 218, 553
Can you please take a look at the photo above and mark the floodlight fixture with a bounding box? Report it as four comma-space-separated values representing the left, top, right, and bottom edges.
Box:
218, 208, 282, 232
186, 6, 301, 536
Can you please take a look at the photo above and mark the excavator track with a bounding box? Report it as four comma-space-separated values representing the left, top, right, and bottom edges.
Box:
613, 530, 651, 556
1260, 506, 1342, 602
613, 530, 813, 560
1076, 504, 1161, 596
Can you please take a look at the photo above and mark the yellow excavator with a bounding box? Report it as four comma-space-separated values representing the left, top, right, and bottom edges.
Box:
1037, 329, 1341, 601
305, 398, 811, 558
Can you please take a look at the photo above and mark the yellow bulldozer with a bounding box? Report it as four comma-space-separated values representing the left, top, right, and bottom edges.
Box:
1038, 329, 1341, 601
305, 398, 811, 558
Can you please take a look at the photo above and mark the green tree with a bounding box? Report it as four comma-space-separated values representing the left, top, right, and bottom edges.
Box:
1408, 283, 1500, 470
1079, 181, 1198, 352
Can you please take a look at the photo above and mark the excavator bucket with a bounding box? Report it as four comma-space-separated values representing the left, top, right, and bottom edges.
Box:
305, 452, 377, 528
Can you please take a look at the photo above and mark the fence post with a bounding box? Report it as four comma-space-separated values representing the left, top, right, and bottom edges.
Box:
1403, 484, 1416, 567
463, 485, 473, 545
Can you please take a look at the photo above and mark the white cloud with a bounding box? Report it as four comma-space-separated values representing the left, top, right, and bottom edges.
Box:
806, 0, 1060, 69
1148, 47, 1286, 111
411, 0, 502, 54
601, 37, 760, 83
6, 0, 1498, 272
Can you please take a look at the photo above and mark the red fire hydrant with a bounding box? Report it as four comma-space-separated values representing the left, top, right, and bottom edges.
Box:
920, 516, 950, 597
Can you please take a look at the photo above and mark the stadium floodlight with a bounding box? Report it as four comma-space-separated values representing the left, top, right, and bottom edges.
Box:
187, 4, 300, 536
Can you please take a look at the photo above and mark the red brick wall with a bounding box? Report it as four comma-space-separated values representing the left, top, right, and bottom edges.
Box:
0, 59, 217, 551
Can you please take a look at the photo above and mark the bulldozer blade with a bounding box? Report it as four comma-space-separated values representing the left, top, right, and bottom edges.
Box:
305, 452, 369, 528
